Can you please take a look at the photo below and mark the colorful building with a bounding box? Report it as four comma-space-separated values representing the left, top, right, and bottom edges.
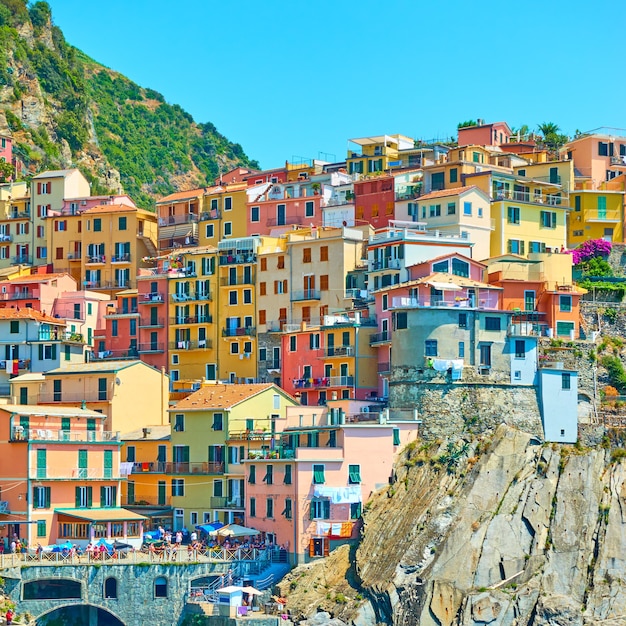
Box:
346, 135, 415, 177
568, 188, 624, 245
168, 383, 299, 531
0, 181, 31, 269
0, 404, 144, 548
244, 404, 419, 563
457, 120, 513, 147
155, 188, 204, 253
136, 272, 169, 371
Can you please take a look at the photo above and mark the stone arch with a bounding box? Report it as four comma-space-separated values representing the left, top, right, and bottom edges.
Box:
36, 603, 126, 625
104, 576, 118, 599
154, 575, 168, 598
23, 577, 82, 600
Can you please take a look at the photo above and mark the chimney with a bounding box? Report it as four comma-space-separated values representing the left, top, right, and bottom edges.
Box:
142, 428, 151, 438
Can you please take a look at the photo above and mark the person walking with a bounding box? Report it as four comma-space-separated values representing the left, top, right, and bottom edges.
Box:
6, 608, 14, 625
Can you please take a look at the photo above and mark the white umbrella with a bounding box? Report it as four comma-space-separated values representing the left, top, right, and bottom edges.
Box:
241, 586, 262, 595
210, 524, 260, 538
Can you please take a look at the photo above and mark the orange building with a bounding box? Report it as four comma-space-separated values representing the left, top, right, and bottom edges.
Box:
0, 404, 145, 548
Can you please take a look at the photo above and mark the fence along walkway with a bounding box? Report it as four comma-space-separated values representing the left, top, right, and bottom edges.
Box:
0, 546, 283, 568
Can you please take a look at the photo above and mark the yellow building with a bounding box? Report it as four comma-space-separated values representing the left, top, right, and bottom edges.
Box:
347, 135, 415, 177
166, 246, 219, 384
77, 205, 158, 296
216, 237, 262, 382
568, 189, 624, 245
199, 183, 249, 247
168, 382, 299, 530
0, 181, 31, 269
12, 360, 169, 433
121, 425, 172, 530
32, 169, 90, 265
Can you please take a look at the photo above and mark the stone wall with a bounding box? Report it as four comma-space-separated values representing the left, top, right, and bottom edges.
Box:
3, 561, 229, 625
389, 379, 543, 440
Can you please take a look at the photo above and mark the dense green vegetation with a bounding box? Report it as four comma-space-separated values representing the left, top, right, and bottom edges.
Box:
0, 0, 257, 208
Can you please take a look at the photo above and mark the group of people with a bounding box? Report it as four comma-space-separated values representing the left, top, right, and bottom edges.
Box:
0, 534, 27, 554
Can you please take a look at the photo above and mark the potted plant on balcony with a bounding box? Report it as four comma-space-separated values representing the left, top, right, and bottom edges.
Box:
311, 183, 321, 195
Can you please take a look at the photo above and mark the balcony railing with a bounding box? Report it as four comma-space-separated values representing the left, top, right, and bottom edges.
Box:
219, 276, 255, 286
258, 359, 281, 370
391, 296, 500, 310
38, 392, 111, 403
291, 289, 321, 301
168, 340, 212, 350
111, 254, 132, 263
377, 362, 391, 374
123, 495, 172, 507
12, 255, 32, 264
89, 349, 140, 361
158, 214, 199, 226
130, 461, 167, 474
199, 209, 221, 221
507, 323, 544, 337
210, 496, 245, 509
319, 346, 354, 357
370, 258, 402, 271
170, 315, 213, 325
137, 342, 166, 353
344, 288, 373, 301
293, 376, 354, 389
84, 281, 136, 290
171, 292, 212, 302
222, 326, 256, 337
370, 331, 391, 345
494, 189, 568, 206
0, 359, 30, 371
139, 317, 165, 328
0, 289, 38, 301
85, 255, 106, 264
165, 462, 224, 475
10, 428, 119, 443
219, 254, 257, 266
140, 292, 165, 303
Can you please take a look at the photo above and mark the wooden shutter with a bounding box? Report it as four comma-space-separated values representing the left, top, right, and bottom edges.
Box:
259, 310, 266, 325
260, 282, 266, 295
309, 539, 315, 558
75, 486, 81, 508
87, 486, 93, 507
44, 486, 51, 509
323, 538, 330, 557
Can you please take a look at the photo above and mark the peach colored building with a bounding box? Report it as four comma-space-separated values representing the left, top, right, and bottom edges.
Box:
244, 405, 419, 563
0, 272, 78, 315
0, 404, 145, 548
457, 121, 513, 147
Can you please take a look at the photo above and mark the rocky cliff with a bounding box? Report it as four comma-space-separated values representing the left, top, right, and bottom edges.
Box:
280, 426, 626, 625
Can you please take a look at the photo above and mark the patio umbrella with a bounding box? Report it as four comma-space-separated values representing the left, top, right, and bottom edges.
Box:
195, 522, 224, 534
210, 524, 260, 538
241, 586, 263, 595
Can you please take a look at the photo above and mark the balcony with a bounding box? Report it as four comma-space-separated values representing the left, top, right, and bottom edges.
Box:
10, 428, 119, 443
494, 189, 568, 206
391, 296, 500, 310
122, 495, 172, 507
170, 315, 213, 325
85, 255, 106, 264
219, 254, 257, 266
291, 289, 321, 302
67, 252, 82, 261
258, 359, 281, 370
165, 462, 224, 475
377, 362, 391, 374
210, 496, 244, 509
38, 391, 112, 403
168, 340, 212, 350
12, 255, 32, 264
319, 346, 354, 357
171, 292, 212, 302
344, 288, 373, 302
0, 234, 13, 242
84, 281, 136, 290
370, 258, 402, 271
0, 289, 40, 301
199, 209, 221, 221
89, 349, 139, 361
587, 210, 622, 223
29, 468, 120, 480
507, 323, 544, 337
0, 359, 30, 371
293, 376, 354, 389
111, 253, 132, 263
222, 326, 256, 337
139, 317, 165, 328
158, 214, 199, 226
137, 342, 166, 353
140, 292, 165, 304
219, 275, 255, 286
370, 331, 391, 346
130, 461, 167, 474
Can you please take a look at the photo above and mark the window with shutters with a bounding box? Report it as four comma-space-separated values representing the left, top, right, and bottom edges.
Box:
250, 497, 256, 517
310, 498, 330, 519
75, 486, 93, 508
309, 333, 320, 350
98, 378, 107, 400
277, 256, 285, 269
10, 321, 18, 334
53, 380, 62, 401
289, 336, 297, 351
100, 486, 117, 507
485, 317, 501, 331
320, 275, 329, 291
303, 248, 311, 263
171, 479, 184, 496
350, 502, 362, 519
305, 201, 315, 217
320, 246, 328, 261
266, 497, 274, 518
393, 428, 401, 446
313, 464, 325, 484
259, 310, 266, 325
284, 464, 292, 485
260, 281, 267, 295
251, 206, 260, 222
348, 464, 361, 484
33, 486, 51, 509
37, 520, 47, 537
248, 465, 256, 484
283, 498, 293, 519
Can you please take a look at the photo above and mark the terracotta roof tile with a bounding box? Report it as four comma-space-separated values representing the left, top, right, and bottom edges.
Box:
82, 204, 153, 215
416, 185, 479, 201
173, 383, 282, 411
0, 308, 66, 323
0, 273, 71, 284
155, 189, 206, 204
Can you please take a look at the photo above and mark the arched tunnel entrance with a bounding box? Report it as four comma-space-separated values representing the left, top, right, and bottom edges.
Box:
37, 604, 125, 626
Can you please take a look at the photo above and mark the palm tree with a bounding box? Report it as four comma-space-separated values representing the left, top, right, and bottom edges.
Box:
537, 122, 560, 137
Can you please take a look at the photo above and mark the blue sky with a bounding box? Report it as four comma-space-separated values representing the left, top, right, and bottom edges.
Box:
47, 0, 625, 169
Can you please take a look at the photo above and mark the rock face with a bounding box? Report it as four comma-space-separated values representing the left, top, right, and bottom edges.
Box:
283, 427, 626, 626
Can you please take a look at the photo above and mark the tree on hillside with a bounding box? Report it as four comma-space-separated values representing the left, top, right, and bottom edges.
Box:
0, 160, 14, 182
510, 124, 530, 141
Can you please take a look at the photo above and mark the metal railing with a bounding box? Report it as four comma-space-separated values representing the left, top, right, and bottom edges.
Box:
171, 292, 212, 302
219, 276, 255, 286
199, 209, 221, 221
319, 346, 354, 357
129, 461, 167, 474
370, 331, 391, 345
293, 375, 354, 389
137, 342, 165, 353
291, 289, 321, 301
85, 255, 106, 264
222, 326, 256, 337
168, 340, 212, 350
12, 255, 32, 264
139, 317, 165, 327
0, 289, 39, 300
166, 461, 225, 474
158, 214, 199, 226
28, 467, 119, 479
10, 428, 119, 443
0, 359, 30, 371
219, 254, 257, 266
139, 292, 165, 303
493, 189, 568, 206
89, 349, 140, 360
370, 258, 401, 271
170, 315, 213, 325
210, 496, 245, 509
111, 254, 132, 263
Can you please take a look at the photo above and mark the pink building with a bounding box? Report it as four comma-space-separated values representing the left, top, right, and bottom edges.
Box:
244, 405, 418, 563
59, 194, 136, 215
457, 121, 513, 147
0, 133, 12, 176
0, 272, 78, 315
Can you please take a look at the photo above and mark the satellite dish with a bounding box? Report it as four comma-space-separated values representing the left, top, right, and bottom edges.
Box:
115, 377, 121, 386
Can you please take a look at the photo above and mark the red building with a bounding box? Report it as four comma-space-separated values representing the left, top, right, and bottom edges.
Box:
136, 273, 168, 370
93, 290, 140, 361
353, 175, 395, 229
